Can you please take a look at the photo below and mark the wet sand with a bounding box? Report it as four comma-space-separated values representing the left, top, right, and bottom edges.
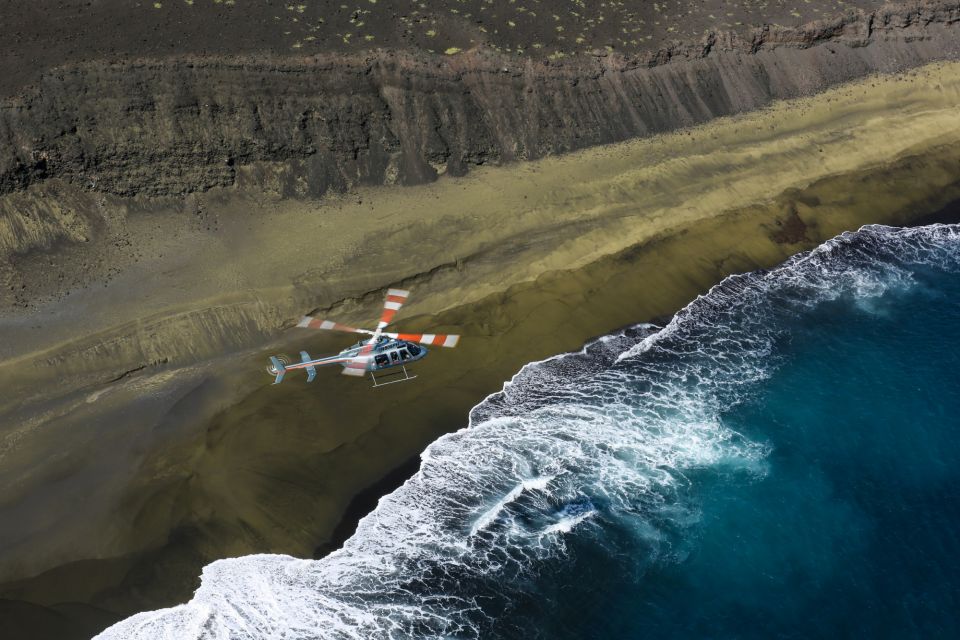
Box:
3, 61, 960, 637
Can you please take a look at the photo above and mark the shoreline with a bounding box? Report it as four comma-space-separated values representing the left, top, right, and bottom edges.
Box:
3, 61, 960, 637
319, 195, 960, 558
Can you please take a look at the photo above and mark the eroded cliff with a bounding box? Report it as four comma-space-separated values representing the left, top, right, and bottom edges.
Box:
1, 1, 959, 261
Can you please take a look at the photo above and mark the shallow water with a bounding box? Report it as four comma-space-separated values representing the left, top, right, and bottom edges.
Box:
99, 224, 960, 639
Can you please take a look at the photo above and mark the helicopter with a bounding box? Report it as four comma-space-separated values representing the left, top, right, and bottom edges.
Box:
267, 288, 460, 387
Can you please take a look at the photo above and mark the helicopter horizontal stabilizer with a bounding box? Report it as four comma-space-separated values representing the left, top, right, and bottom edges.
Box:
300, 351, 317, 382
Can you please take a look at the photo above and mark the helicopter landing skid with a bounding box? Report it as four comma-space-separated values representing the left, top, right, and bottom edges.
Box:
370, 365, 417, 388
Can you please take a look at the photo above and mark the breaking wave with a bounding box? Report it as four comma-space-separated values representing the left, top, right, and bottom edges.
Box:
98, 224, 960, 640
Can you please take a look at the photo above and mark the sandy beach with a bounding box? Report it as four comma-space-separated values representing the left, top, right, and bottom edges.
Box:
3, 59, 960, 637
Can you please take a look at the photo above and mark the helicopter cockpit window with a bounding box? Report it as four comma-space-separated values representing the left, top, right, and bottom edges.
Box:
407, 343, 421, 356
374, 354, 389, 367
390, 351, 400, 363
399, 349, 411, 361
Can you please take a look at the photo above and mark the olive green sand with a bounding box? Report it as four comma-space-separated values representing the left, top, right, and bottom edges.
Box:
3, 61, 960, 637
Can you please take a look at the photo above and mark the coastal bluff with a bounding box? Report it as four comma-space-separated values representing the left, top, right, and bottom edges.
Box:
2, 0, 959, 209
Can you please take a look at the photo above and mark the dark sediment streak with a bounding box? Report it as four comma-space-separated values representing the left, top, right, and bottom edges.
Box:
914, 196, 960, 226
312, 456, 424, 559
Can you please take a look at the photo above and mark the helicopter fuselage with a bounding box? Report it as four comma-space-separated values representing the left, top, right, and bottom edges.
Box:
267, 337, 428, 384
339, 336, 428, 371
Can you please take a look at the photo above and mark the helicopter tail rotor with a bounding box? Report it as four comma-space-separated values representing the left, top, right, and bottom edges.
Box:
267, 355, 289, 385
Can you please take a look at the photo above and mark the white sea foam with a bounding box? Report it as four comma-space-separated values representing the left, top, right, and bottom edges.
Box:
98, 224, 960, 640
469, 475, 555, 537
538, 508, 597, 537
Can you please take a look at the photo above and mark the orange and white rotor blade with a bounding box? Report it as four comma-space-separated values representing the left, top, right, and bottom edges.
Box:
384, 333, 460, 348
377, 288, 410, 330
297, 316, 373, 335
342, 338, 377, 376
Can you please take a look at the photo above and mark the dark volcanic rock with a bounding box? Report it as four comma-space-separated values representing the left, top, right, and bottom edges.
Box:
0, 0, 958, 206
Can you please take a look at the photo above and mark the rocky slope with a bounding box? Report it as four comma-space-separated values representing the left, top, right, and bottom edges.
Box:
1, 1, 958, 263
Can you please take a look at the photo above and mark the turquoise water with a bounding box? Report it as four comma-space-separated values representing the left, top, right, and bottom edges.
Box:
514, 245, 960, 638
100, 225, 960, 639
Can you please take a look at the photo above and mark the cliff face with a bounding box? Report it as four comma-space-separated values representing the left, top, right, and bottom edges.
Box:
1, 1, 958, 213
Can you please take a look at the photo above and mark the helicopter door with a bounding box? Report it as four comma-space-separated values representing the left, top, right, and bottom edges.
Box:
390, 351, 400, 363
374, 354, 389, 368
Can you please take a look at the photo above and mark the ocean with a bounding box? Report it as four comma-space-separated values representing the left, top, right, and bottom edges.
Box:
99, 223, 960, 639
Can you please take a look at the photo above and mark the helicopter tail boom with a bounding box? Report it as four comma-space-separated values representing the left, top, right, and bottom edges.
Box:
268, 352, 354, 383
